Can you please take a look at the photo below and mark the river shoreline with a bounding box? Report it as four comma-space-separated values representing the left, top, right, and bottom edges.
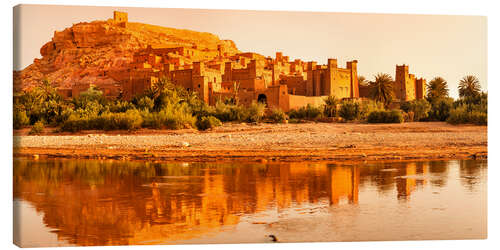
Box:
13, 122, 487, 163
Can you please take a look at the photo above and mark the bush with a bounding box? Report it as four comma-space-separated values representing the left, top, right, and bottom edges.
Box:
213, 102, 246, 122
99, 109, 143, 130
60, 114, 89, 132
61, 109, 143, 132
190, 100, 214, 119
367, 110, 404, 123
288, 104, 323, 120
400, 99, 431, 121
13, 109, 30, 129
446, 105, 487, 125
141, 104, 196, 130
107, 100, 136, 113
196, 116, 222, 130
136, 96, 155, 111
267, 108, 287, 123
339, 101, 360, 121
245, 101, 266, 123
73, 100, 104, 118
359, 100, 384, 120
29, 121, 44, 135
428, 98, 454, 121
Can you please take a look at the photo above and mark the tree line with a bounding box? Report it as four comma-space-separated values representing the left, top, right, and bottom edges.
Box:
13, 74, 487, 134
356, 74, 487, 124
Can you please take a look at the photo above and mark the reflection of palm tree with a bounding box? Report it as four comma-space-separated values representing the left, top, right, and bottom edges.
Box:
458, 75, 481, 98
459, 160, 485, 192
427, 77, 449, 101
370, 73, 394, 106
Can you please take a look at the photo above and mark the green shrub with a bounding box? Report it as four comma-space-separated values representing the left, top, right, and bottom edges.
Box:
61, 109, 143, 132
446, 105, 487, 125
73, 100, 104, 118
13, 109, 30, 129
136, 96, 155, 111
428, 98, 454, 121
288, 104, 323, 120
367, 110, 404, 123
190, 100, 214, 119
213, 101, 246, 122
141, 103, 196, 130
267, 108, 287, 123
400, 99, 431, 121
245, 101, 266, 123
359, 99, 384, 120
107, 100, 136, 113
100, 109, 143, 130
196, 116, 222, 130
16, 79, 67, 126
29, 121, 45, 135
339, 101, 360, 121
60, 114, 88, 132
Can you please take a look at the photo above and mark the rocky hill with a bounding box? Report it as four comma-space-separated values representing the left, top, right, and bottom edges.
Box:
14, 18, 240, 91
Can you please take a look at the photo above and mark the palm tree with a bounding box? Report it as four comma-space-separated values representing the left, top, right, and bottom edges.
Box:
323, 95, 339, 117
370, 73, 394, 106
426, 77, 449, 101
358, 76, 369, 86
458, 75, 481, 98
146, 77, 169, 100
35, 78, 58, 102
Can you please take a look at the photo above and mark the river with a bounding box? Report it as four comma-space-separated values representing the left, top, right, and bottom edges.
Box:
13, 158, 487, 247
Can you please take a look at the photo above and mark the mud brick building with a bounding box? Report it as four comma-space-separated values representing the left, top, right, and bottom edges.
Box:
48, 11, 426, 110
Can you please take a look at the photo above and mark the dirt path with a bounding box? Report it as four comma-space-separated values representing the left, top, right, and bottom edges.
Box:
13, 122, 487, 163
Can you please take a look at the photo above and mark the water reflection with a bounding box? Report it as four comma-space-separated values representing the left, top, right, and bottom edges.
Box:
13, 159, 487, 246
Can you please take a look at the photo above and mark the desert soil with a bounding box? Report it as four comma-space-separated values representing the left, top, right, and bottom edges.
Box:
13, 122, 487, 163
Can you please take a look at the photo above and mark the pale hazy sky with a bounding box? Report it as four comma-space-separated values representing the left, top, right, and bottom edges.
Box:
14, 4, 487, 98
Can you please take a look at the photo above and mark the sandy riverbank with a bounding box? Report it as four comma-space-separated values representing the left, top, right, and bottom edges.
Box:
13, 122, 487, 163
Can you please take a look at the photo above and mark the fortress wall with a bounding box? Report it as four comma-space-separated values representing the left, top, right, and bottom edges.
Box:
171, 69, 193, 90
288, 95, 326, 112
106, 69, 130, 82
239, 79, 266, 91
359, 84, 372, 98
281, 75, 307, 95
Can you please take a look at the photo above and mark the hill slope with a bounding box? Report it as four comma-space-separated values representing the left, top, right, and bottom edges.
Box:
14, 19, 240, 91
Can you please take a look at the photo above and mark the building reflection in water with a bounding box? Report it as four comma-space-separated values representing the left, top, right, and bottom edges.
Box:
13, 158, 484, 246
